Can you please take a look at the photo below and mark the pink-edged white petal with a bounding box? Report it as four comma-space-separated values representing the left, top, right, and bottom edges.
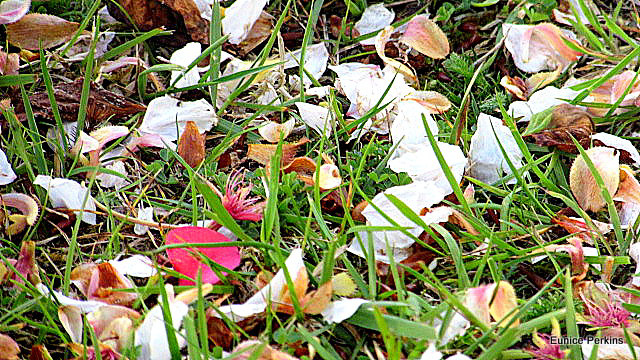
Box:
0, 0, 29, 25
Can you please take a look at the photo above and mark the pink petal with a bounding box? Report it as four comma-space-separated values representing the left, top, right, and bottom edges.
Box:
124, 133, 167, 154
0, 0, 30, 25
166, 226, 241, 286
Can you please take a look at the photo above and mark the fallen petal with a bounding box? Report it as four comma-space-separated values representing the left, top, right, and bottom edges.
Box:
0, 333, 19, 360
7, 13, 80, 50
139, 96, 217, 144
33, 175, 97, 225
258, 119, 295, 143
569, 147, 620, 212
0, 0, 30, 25
400, 15, 450, 59
221, 0, 268, 44
354, 3, 395, 45
170, 42, 202, 89
0, 149, 17, 185
321, 298, 368, 324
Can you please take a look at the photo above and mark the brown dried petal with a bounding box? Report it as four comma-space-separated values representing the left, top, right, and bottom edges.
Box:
0, 333, 19, 360
177, 121, 206, 168
247, 138, 309, 167
87, 263, 137, 307
237, 12, 274, 56
7, 13, 80, 50
525, 104, 593, 151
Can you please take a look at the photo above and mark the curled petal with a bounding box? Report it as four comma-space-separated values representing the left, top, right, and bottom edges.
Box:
0, 333, 20, 360
0, 149, 17, 185
258, 119, 295, 143
0, 193, 39, 235
316, 164, 341, 190
0, 0, 30, 25
13, 240, 40, 286
375, 26, 417, 84
569, 147, 620, 212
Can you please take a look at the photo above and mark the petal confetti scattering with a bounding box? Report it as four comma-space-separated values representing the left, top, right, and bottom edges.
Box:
221, 0, 268, 44
0, 149, 17, 185
139, 96, 217, 144
354, 3, 395, 45
33, 175, 97, 225
467, 113, 523, 185
165, 226, 241, 285
502, 23, 582, 73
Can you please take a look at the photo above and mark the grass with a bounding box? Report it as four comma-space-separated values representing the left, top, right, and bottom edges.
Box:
3, 0, 640, 359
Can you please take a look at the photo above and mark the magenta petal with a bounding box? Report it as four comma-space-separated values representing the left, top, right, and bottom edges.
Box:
165, 226, 241, 286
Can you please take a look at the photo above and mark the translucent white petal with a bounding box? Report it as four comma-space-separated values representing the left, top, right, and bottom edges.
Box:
354, 4, 395, 45
34, 175, 97, 224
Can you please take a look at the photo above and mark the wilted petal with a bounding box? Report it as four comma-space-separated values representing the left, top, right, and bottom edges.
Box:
283, 43, 329, 85
582, 343, 640, 360
36, 283, 106, 313
348, 182, 450, 263
400, 15, 450, 59
83, 263, 137, 306
216, 249, 305, 321
134, 207, 154, 235
316, 164, 341, 190
569, 147, 620, 212
134, 285, 189, 360
65, 31, 115, 62
375, 26, 417, 84
33, 175, 96, 225
0, 193, 39, 235
0, 149, 17, 185
405, 91, 452, 114
389, 142, 466, 194
58, 305, 83, 343
165, 226, 241, 286
7, 13, 80, 50
464, 281, 519, 327
90, 126, 129, 150
221, 0, 268, 44
258, 119, 295, 143
13, 240, 40, 286
508, 86, 584, 123
109, 255, 157, 278
467, 113, 523, 185
139, 96, 216, 144
592, 133, 640, 167
295, 102, 332, 137
0, 0, 30, 25
321, 298, 368, 324
0, 333, 19, 360
390, 100, 439, 150
170, 42, 202, 89
354, 3, 395, 45
503, 23, 581, 73
96, 161, 128, 189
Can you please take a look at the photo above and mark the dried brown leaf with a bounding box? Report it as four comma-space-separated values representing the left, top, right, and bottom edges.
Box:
178, 121, 206, 168
525, 104, 593, 151
13, 79, 146, 129
247, 138, 309, 167
107, 0, 208, 45
7, 14, 80, 50
206, 312, 233, 350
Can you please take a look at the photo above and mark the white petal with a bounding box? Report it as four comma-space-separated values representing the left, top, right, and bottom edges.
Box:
582, 343, 640, 360
390, 100, 439, 148
629, 242, 640, 287
36, 283, 105, 313
0, 149, 17, 185
193, 0, 213, 21
321, 298, 368, 324
139, 96, 217, 143
215, 248, 305, 321
354, 4, 395, 46
134, 207, 154, 235
135, 289, 189, 360
170, 42, 202, 89
34, 175, 97, 225
348, 182, 450, 263
284, 43, 329, 85
467, 113, 523, 185
295, 102, 332, 136
221, 0, 268, 44
110, 254, 157, 278
507, 86, 583, 123
420, 343, 444, 360
433, 311, 470, 345
592, 133, 640, 167
389, 142, 466, 194
96, 161, 128, 189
